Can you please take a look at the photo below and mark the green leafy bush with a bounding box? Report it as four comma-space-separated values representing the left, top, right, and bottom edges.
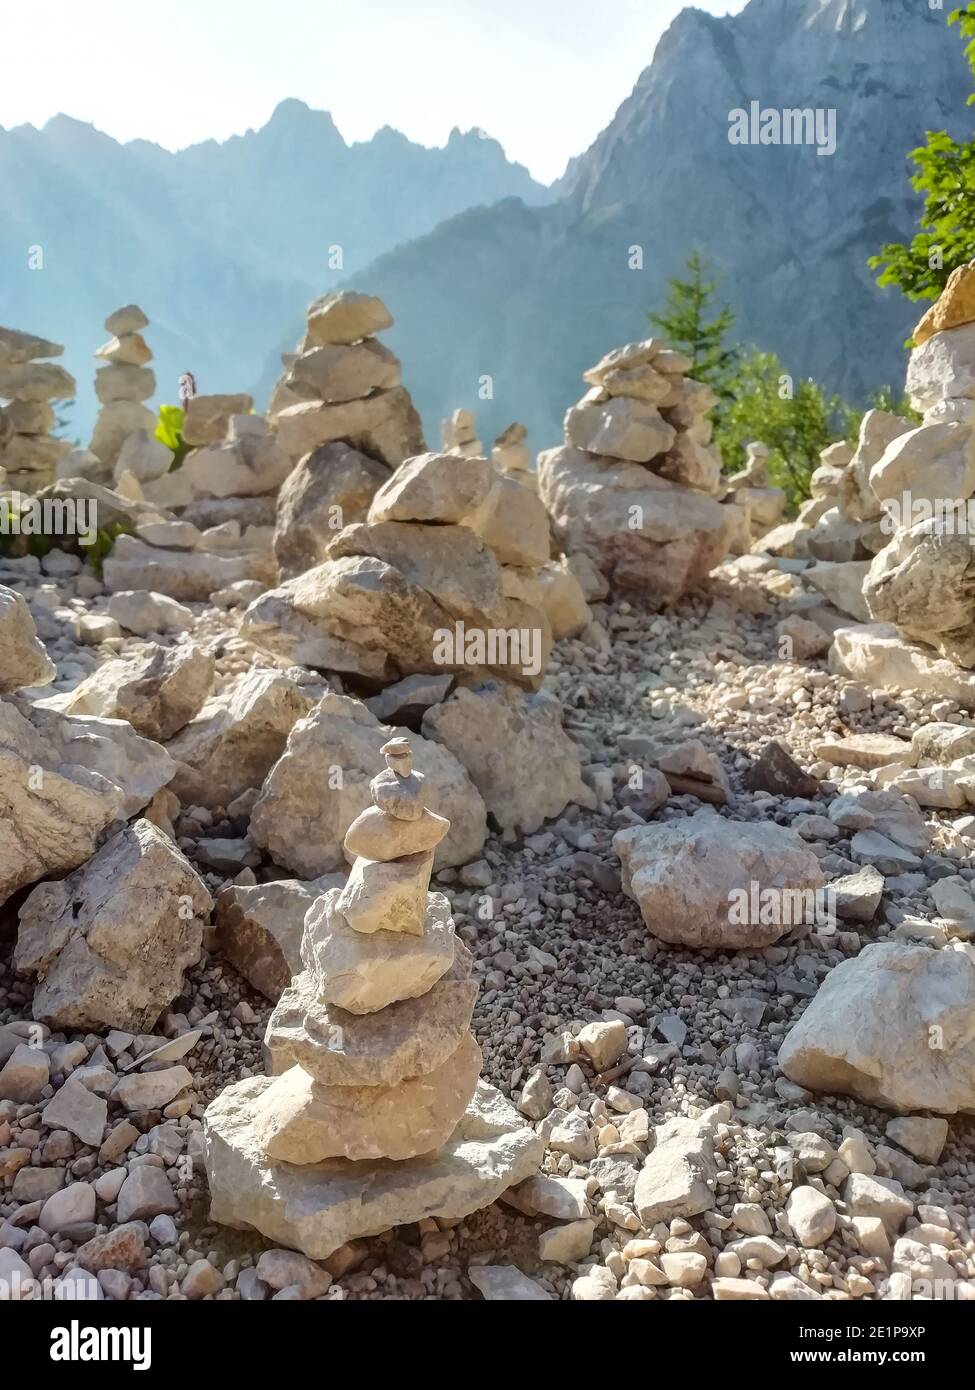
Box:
154, 405, 189, 469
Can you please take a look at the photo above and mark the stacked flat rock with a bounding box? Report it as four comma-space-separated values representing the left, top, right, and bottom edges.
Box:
441, 407, 483, 458
89, 306, 157, 470
268, 291, 425, 469
242, 441, 594, 685
721, 441, 786, 550
202, 737, 542, 1258
537, 338, 733, 602
492, 421, 537, 492
0, 326, 75, 491
856, 261, 975, 668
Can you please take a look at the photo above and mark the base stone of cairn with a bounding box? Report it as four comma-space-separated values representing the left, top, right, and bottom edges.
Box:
89, 306, 157, 471
203, 736, 542, 1258
537, 339, 732, 602
0, 326, 75, 491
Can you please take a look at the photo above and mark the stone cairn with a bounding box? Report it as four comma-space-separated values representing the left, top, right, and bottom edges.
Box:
721, 440, 785, 551
89, 305, 157, 471
537, 337, 732, 602
202, 736, 541, 1257
492, 421, 537, 491
441, 407, 483, 458
0, 326, 75, 492
268, 290, 424, 469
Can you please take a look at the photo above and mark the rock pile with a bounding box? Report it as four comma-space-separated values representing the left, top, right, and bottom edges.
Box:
0, 326, 75, 491
442, 407, 483, 458
89, 306, 157, 472
721, 442, 786, 548
269, 291, 424, 468
537, 339, 732, 601
492, 421, 536, 490
203, 738, 542, 1257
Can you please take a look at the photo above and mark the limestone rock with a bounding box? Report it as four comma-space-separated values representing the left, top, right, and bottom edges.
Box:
0, 699, 174, 906
274, 443, 390, 579
15, 819, 211, 1032
90, 400, 157, 467
166, 668, 317, 810
306, 292, 393, 347
913, 262, 975, 347
870, 422, 975, 515
0, 362, 76, 401
785, 1186, 836, 1247
96, 365, 156, 405
0, 326, 64, 365
301, 889, 457, 1016
106, 591, 195, 637
180, 418, 293, 499
37, 642, 214, 741
907, 322, 975, 411
830, 622, 975, 710
103, 535, 274, 603
614, 814, 825, 949
203, 1077, 543, 1260
274, 388, 425, 468
864, 513, 975, 667
182, 394, 255, 446
255, 1033, 482, 1164
265, 954, 477, 1088
287, 340, 401, 403
538, 445, 731, 600
564, 398, 676, 463
368, 452, 496, 526
422, 680, 586, 836
214, 875, 345, 1001
803, 562, 871, 622
779, 942, 975, 1114
0, 583, 56, 691
634, 1114, 719, 1226
250, 692, 486, 873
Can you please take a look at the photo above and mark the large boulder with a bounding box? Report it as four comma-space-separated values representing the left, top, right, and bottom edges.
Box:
864, 512, 975, 666
213, 874, 344, 1001
37, 642, 214, 741
779, 942, 975, 1114
242, 522, 550, 690
182, 394, 255, 446
537, 446, 731, 601
907, 322, 975, 412
165, 669, 319, 811
830, 623, 975, 710
274, 443, 390, 579
869, 422, 975, 516
249, 692, 487, 874
15, 820, 211, 1032
180, 416, 293, 498
286, 340, 401, 403
838, 409, 913, 523
0, 584, 56, 692
564, 398, 676, 463
613, 814, 825, 949
421, 681, 587, 836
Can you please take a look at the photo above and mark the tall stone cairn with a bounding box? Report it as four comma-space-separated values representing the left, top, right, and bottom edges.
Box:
89, 305, 157, 469
268, 290, 424, 468
203, 735, 542, 1258
537, 338, 732, 602
0, 326, 75, 491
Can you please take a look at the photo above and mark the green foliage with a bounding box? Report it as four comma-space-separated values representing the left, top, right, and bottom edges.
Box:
713, 351, 859, 510
85, 521, 133, 578
154, 404, 188, 469
869, 6, 975, 310
649, 249, 740, 402
0, 497, 54, 559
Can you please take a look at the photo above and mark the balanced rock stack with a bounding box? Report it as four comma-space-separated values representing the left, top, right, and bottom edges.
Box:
537, 338, 732, 602
721, 441, 786, 546
492, 421, 537, 491
269, 291, 424, 468
858, 262, 975, 669
441, 407, 483, 458
89, 306, 157, 470
0, 326, 75, 491
203, 737, 542, 1257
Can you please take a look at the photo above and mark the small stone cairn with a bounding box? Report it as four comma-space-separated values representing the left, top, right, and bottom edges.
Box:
441, 407, 483, 458
492, 421, 537, 491
0, 326, 76, 491
203, 736, 541, 1257
89, 305, 157, 471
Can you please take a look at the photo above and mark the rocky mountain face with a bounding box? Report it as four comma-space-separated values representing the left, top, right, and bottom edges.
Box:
0, 100, 546, 438
333, 0, 973, 449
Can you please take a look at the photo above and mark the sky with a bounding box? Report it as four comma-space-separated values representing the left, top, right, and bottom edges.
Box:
0, 0, 747, 183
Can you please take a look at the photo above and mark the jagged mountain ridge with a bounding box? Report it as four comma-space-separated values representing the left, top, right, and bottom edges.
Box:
332, 0, 973, 451
0, 99, 547, 437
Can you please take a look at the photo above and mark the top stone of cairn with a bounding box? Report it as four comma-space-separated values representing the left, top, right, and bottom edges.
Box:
306, 291, 394, 347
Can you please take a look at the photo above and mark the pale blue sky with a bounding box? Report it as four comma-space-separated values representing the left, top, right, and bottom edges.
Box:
1, 0, 747, 182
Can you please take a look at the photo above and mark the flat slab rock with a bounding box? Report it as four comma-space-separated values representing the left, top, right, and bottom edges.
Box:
203, 1076, 544, 1259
